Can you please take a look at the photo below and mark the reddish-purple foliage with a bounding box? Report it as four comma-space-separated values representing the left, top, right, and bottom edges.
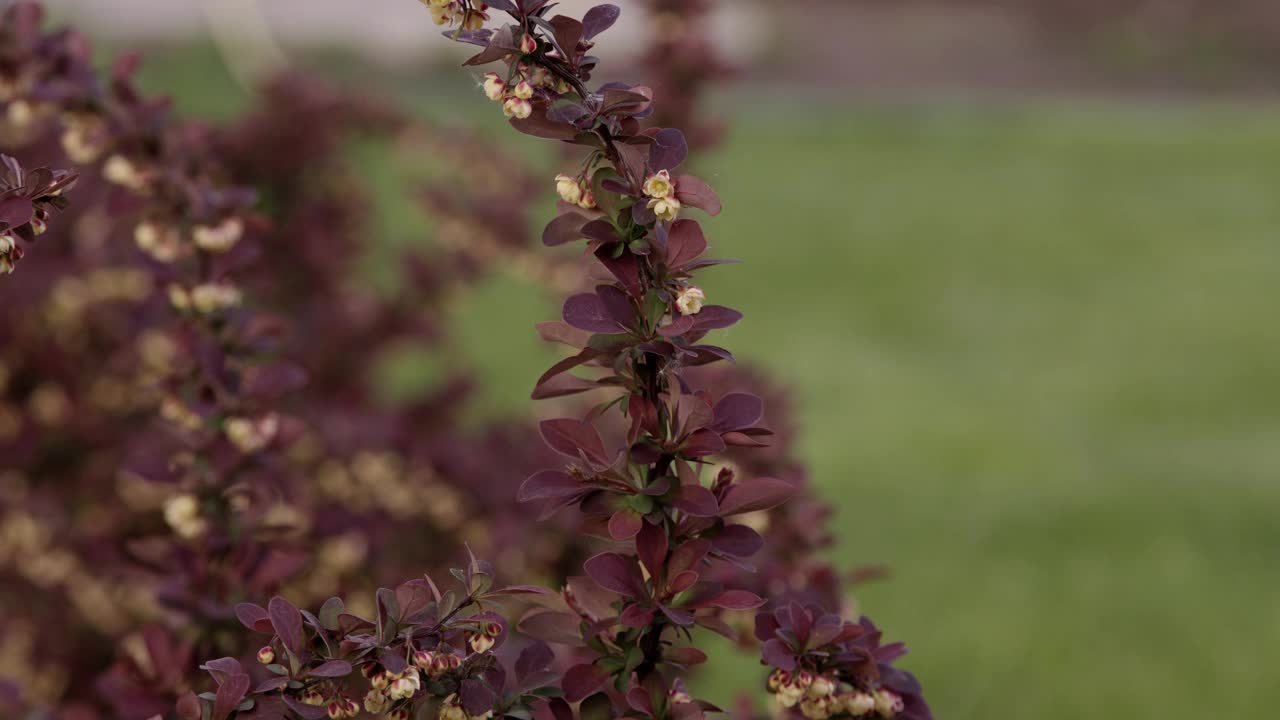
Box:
0, 2, 924, 720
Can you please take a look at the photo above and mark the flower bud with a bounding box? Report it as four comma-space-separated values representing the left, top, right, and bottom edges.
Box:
809, 676, 835, 698
502, 97, 532, 120
482, 73, 506, 102
646, 195, 681, 222
163, 494, 208, 539
844, 692, 876, 717
6, 100, 33, 128
462, 8, 487, 31
364, 689, 388, 714
530, 67, 553, 87
302, 689, 325, 706
643, 170, 675, 200
103, 154, 147, 191
343, 698, 360, 718
388, 709, 412, 720
190, 283, 242, 314
257, 646, 275, 664
767, 669, 791, 692
135, 221, 181, 263
447, 654, 462, 669
225, 414, 280, 454
371, 671, 390, 690
799, 698, 830, 720
675, 286, 705, 316
327, 701, 345, 720
30, 216, 46, 235
519, 33, 538, 55
469, 632, 495, 654
873, 689, 903, 718
577, 189, 597, 210
513, 80, 534, 100
413, 649, 435, 669
193, 217, 244, 253
439, 699, 467, 720
669, 688, 692, 705
554, 174, 582, 205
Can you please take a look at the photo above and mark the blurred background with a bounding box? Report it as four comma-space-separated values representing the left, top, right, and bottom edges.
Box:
27, 0, 1280, 718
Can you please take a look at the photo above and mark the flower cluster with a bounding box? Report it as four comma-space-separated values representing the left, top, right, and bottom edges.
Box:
758, 606, 930, 720
0, 153, 76, 273
425, 0, 491, 31
0, 2, 926, 719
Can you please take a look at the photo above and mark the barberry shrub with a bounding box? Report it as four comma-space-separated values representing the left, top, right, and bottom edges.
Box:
180, 4, 933, 720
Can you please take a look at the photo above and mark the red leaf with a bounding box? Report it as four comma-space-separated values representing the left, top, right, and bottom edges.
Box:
607, 509, 643, 540
562, 663, 610, 703
672, 484, 720, 517
583, 552, 646, 598
539, 418, 609, 466
212, 673, 250, 720
675, 175, 722, 215
718, 477, 796, 516
543, 212, 589, 246
665, 219, 707, 270
518, 470, 584, 502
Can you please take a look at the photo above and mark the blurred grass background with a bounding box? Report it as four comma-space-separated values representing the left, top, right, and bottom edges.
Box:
135, 46, 1280, 720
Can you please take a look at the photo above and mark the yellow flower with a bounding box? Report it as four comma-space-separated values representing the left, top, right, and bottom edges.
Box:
513, 80, 534, 100
554, 174, 582, 205
102, 154, 147, 191
647, 195, 681, 222
643, 169, 675, 199
675, 286, 705, 316
482, 73, 505, 101
502, 97, 532, 119
190, 283, 243, 314
577, 189, 597, 210
193, 217, 244, 253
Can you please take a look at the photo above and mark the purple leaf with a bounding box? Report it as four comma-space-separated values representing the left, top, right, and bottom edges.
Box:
672, 484, 720, 517
582, 4, 621, 40
690, 306, 742, 331
636, 521, 668, 578
309, 660, 352, 678
718, 477, 796, 516
539, 418, 609, 466
563, 664, 609, 703
486, 0, 517, 11
515, 642, 554, 681
658, 315, 695, 338
648, 128, 688, 172
665, 219, 707, 270
675, 175, 722, 215
212, 673, 250, 720
511, 111, 581, 140
583, 552, 646, 598
711, 393, 764, 433
581, 219, 619, 243
544, 212, 589, 247
0, 196, 32, 229
596, 285, 634, 327
517, 470, 584, 502
563, 293, 623, 333
762, 639, 798, 671
461, 678, 497, 716
681, 428, 726, 459
235, 603, 274, 633
665, 647, 708, 667
696, 589, 765, 610
619, 603, 655, 628
712, 524, 764, 558
607, 509, 643, 540
268, 596, 304, 656
518, 609, 583, 645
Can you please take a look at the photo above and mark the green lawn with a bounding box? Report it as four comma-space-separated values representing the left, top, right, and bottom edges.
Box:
139, 51, 1280, 719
